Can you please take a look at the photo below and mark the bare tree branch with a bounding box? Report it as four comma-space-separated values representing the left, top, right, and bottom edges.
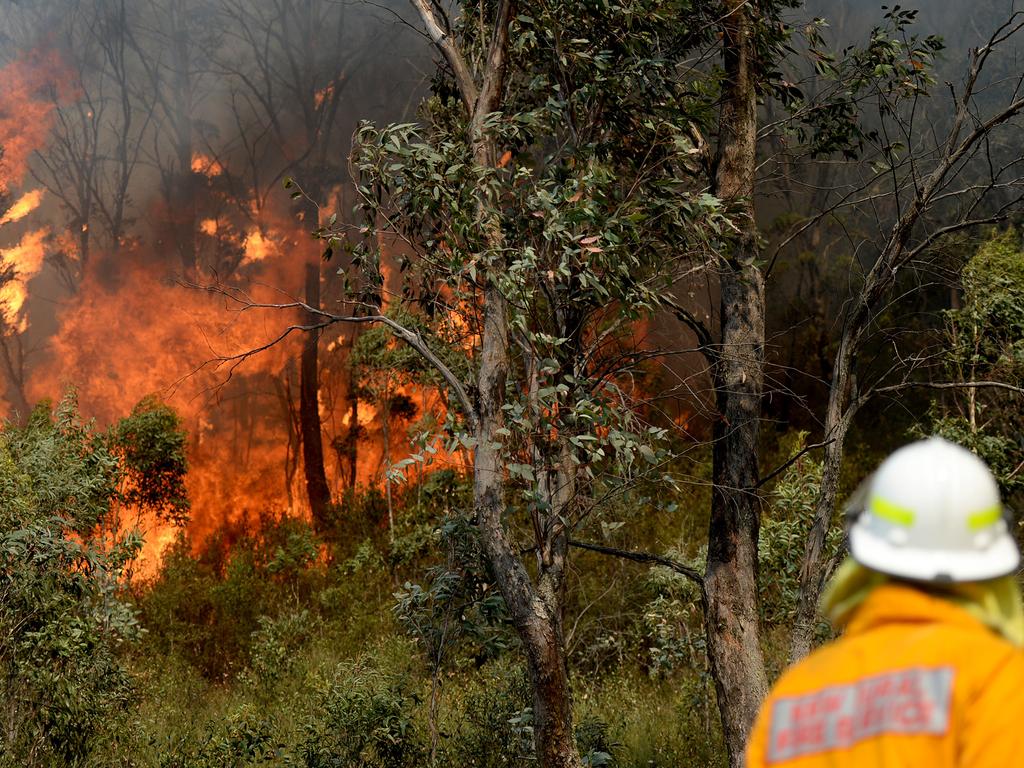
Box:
409, 0, 479, 112
864, 379, 1024, 401
662, 294, 716, 359
756, 438, 836, 489
568, 538, 706, 593
194, 285, 478, 432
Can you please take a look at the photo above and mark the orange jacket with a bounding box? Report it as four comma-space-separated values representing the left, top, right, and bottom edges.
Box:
746, 583, 1024, 767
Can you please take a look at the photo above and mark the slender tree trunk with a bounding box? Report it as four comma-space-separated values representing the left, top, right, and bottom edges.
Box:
706, 3, 769, 765
408, 0, 580, 761
300, 255, 331, 527
381, 390, 394, 541
472, 286, 580, 768
790, 240, 898, 658
469, 111, 578, 768
788, 354, 850, 661
0, 337, 29, 422
346, 338, 359, 488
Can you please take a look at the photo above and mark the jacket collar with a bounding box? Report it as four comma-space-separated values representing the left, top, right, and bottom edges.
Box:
845, 582, 990, 637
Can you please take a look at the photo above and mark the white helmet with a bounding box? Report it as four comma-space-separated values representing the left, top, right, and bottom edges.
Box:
848, 437, 1019, 582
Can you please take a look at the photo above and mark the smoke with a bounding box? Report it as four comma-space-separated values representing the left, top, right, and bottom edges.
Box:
0, 0, 431, 573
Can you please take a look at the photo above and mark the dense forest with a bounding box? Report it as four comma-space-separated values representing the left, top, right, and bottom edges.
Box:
1, 0, 1023, 766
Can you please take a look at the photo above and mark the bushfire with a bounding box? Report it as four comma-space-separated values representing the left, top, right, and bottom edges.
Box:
0, 26, 447, 578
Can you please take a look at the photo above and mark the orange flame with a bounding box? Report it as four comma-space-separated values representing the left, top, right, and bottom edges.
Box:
0, 50, 70, 192
241, 227, 276, 266
191, 152, 224, 177
0, 189, 45, 226
0, 228, 47, 332
314, 82, 334, 110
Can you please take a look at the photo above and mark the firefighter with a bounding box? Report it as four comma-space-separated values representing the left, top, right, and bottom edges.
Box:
746, 436, 1024, 767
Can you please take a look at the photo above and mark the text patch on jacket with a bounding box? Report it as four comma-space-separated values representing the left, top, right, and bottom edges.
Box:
766, 666, 955, 762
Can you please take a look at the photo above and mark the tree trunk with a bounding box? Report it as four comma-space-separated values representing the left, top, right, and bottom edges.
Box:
706, 3, 769, 765
300, 256, 331, 527
409, 0, 580, 761
472, 286, 581, 768
381, 388, 394, 540
345, 338, 359, 488
789, 304, 870, 661
788, 368, 849, 661
524, 613, 578, 768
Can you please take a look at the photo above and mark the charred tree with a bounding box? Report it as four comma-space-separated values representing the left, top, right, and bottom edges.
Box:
216, 0, 375, 520
300, 243, 331, 527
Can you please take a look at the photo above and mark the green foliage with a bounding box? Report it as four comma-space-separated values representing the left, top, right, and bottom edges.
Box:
640, 562, 704, 678
0, 395, 140, 766
240, 609, 321, 693
759, 432, 839, 628
317, 485, 389, 548
917, 228, 1024, 498
576, 715, 617, 767
351, 308, 466, 398
155, 704, 285, 767
137, 514, 329, 680
300, 654, 425, 768
108, 395, 190, 526
394, 516, 515, 669
334, 0, 741, 525
785, 7, 944, 160
443, 663, 534, 768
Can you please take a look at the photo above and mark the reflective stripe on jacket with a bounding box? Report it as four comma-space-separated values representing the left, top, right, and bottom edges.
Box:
746, 583, 1024, 767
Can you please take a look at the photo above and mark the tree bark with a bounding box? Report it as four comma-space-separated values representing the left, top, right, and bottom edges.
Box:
300, 256, 331, 527
788, 350, 851, 661
345, 334, 360, 488
472, 288, 580, 768
706, 3, 769, 765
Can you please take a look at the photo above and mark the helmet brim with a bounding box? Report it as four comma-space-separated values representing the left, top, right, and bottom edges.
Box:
849, 521, 1020, 582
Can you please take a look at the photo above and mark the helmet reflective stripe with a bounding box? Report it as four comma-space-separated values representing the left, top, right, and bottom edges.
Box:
869, 496, 915, 527
849, 437, 1019, 583
967, 505, 1003, 532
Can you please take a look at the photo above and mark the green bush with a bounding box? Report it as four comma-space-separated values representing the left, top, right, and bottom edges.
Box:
444, 663, 534, 768
300, 652, 426, 767
0, 395, 186, 766
759, 432, 839, 629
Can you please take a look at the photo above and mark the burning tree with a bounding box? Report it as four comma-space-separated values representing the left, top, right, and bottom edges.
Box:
0, 42, 68, 418
214, 0, 403, 526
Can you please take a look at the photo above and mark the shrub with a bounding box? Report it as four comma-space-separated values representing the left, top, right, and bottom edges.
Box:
0, 397, 148, 765
300, 655, 426, 767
